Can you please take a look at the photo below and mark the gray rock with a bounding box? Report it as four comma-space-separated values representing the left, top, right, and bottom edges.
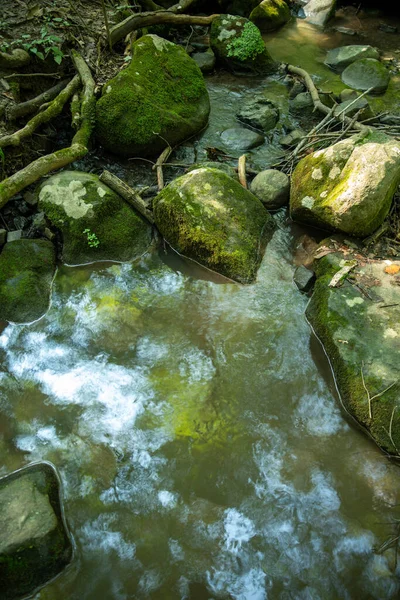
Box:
280, 129, 304, 147
0, 462, 72, 600
23, 191, 38, 206
220, 127, 265, 152
341, 58, 390, 95
0, 229, 6, 246
192, 49, 216, 73
325, 45, 380, 72
294, 264, 315, 292
303, 0, 336, 27
289, 79, 306, 99
237, 96, 279, 132
7, 230, 22, 242
289, 92, 314, 114
333, 96, 374, 120
250, 169, 290, 209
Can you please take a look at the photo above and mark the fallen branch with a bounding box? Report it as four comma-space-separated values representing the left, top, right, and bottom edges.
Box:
99, 170, 155, 225
238, 155, 247, 188
6, 79, 71, 120
0, 75, 80, 149
153, 146, 172, 191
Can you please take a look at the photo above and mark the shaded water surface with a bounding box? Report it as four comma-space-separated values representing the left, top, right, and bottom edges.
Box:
1, 217, 400, 599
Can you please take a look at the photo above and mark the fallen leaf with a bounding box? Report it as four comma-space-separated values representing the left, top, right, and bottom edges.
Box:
385, 264, 400, 275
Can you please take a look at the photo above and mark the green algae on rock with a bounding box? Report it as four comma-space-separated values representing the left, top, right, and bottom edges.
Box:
38, 171, 152, 266
0, 239, 56, 324
341, 58, 390, 95
153, 167, 274, 283
95, 34, 210, 158
210, 15, 276, 74
290, 134, 400, 237
0, 462, 72, 600
307, 247, 400, 454
250, 0, 291, 32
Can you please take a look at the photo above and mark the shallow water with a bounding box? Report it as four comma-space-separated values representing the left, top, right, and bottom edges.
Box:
1, 214, 400, 599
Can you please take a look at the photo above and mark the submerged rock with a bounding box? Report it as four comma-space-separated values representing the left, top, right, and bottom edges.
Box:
250, 0, 291, 32
236, 95, 279, 132
290, 134, 400, 237
153, 167, 274, 283
307, 247, 400, 454
220, 126, 265, 152
95, 34, 210, 157
0, 462, 72, 600
0, 239, 56, 323
325, 45, 380, 72
341, 58, 390, 94
192, 48, 216, 73
303, 0, 336, 27
250, 169, 290, 209
38, 171, 152, 265
210, 14, 276, 74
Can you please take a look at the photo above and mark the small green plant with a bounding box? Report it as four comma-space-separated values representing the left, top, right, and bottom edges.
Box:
83, 229, 100, 248
0, 27, 65, 64
226, 22, 265, 63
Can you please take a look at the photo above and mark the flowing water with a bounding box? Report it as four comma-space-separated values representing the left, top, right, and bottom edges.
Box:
2, 15, 400, 600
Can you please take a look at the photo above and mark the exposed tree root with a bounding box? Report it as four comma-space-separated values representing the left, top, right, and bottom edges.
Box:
99, 170, 155, 225
6, 79, 71, 121
154, 146, 172, 191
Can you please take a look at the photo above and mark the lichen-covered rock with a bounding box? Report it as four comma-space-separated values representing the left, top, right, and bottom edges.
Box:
153, 168, 274, 283
210, 14, 276, 74
0, 462, 72, 600
95, 34, 210, 157
250, 0, 291, 32
341, 58, 390, 94
236, 95, 279, 132
250, 169, 290, 209
307, 246, 400, 454
325, 45, 380, 72
290, 134, 400, 237
38, 171, 152, 265
303, 0, 336, 27
0, 239, 56, 323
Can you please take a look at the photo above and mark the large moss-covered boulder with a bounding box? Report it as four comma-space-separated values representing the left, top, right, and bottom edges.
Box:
0, 462, 72, 600
38, 171, 152, 265
250, 0, 291, 32
307, 246, 400, 454
290, 134, 400, 237
153, 168, 274, 283
95, 34, 210, 157
0, 239, 56, 323
341, 58, 390, 95
210, 15, 276, 74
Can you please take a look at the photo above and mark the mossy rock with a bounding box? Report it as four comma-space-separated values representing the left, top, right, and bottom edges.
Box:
153, 167, 274, 283
95, 34, 210, 158
0, 239, 56, 324
307, 248, 400, 454
290, 134, 400, 237
187, 161, 239, 179
37, 171, 152, 266
250, 0, 291, 32
210, 15, 276, 75
325, 45, 380, 72
341, 58, 390, 95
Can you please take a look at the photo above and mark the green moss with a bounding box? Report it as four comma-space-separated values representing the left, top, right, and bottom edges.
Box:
226, 21, 266, 61
153, 167, 274, 283
95, 35, 209, 157
250, 0, 291, 32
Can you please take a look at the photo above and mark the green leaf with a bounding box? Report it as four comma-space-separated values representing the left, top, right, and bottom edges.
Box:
36, 51, 45, 60
53, 53, 62, 64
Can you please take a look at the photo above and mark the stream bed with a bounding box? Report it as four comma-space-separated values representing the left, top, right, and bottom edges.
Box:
2, 11, 400, 600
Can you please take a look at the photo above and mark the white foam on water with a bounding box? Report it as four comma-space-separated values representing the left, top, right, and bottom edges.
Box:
79, 514, 136, 561
207, 566, 268, 600
224, 508, 256, 554
294, 389, 348, 436
158, 490, 178, 508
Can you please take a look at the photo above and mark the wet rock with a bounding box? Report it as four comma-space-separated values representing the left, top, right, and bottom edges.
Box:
153, 167, 274, 283
0, 229, 6, 246
294, 264, 316, 292
236, 95, 279, 132
333, 96, 374, 120
290, 134, 400, 237
341, 58, 390, 95
192, 49, 216, 73
289, 92, 314, 114
13, 216, 28, 231
303, 0, 336, 27
220, 127, 265, 152
210, 14, 276, 75
37, 171, 152, 266
280, 128, 304, 147
307, 248, 400, 454
0, 239, 56, 323
249, 0, 291, 32
289, 79, 306, 99
6, 230, 22, 243
187, 161, 238, 179
293, 233, 318, 267
95, 35, 210, 157
325, 45, 380, 72
250, 168, 290, 209
0, 462, 72, 600
23, 191, 38, 207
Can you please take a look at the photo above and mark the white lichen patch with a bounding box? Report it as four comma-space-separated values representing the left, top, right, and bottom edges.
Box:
384, 328, 398, 339
97, 187, 106, 198
312, 168, 323, 181
218, 29, 236, 42
106, 86, 112, 94
149, 35, 173, 52
39, 180, 93, 219
329, 166, 341, 180
320, 191, 328, 199
301, 196, 315, 209
345, 297, 364, 307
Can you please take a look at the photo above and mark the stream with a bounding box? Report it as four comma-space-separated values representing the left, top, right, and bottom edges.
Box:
2, 13, 400, 600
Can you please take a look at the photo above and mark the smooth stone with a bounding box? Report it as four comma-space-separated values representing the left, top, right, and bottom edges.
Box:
280, 129, 304, 147
289, 92, 314, 114
303, 0, 336, 27
325, 45, 380, 72
341, 58, 390, 95
220, 127, 265, 152
236, 96, 279, 132
250, 169, 290, 209
294, 264, 316, 292
192, 49, 216, 73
